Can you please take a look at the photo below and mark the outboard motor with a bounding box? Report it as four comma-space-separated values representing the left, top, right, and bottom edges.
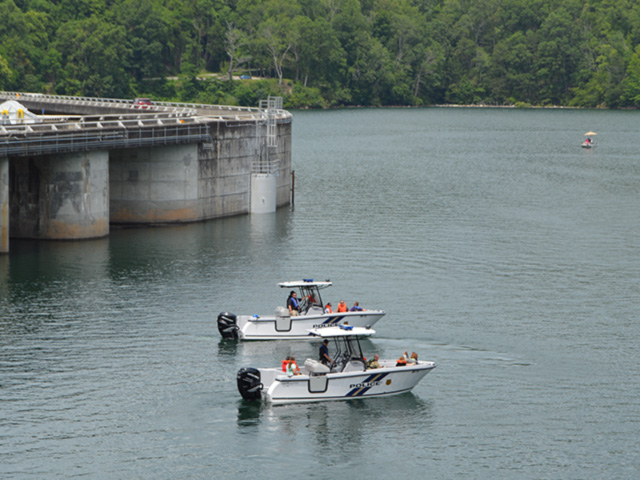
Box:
237, 367, 263, 401
218, 312, 239, 340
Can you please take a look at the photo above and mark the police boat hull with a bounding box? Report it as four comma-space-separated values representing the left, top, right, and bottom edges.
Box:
256, 362, 435, 405
218, 280, 385, 340
236, 326, 436, 404
228, 309, 385, 341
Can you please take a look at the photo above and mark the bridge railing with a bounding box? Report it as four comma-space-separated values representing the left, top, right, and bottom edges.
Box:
0, 117, 214, 157
0, 92, 291, 156
0, 91, 278, 116
0, 91, 292, 124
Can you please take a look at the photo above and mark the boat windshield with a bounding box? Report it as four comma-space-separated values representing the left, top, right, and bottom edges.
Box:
330, 335, 366, 369
297, 285, 323, 311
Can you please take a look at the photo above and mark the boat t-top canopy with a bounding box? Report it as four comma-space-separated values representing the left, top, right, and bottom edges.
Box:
307, 326, 375, 338
278, 279, 332, 289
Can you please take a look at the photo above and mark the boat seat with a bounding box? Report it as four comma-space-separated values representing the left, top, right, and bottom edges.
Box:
342, 358, 366, 373
306, 305, 324, 315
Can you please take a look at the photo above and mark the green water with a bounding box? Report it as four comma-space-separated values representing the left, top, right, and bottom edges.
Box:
1, 107, 639, 478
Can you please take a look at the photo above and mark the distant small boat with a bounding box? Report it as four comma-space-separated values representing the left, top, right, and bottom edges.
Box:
583, 131, 597, 148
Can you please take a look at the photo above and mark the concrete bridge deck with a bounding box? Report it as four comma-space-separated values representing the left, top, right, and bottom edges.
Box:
0, 92, 292, 253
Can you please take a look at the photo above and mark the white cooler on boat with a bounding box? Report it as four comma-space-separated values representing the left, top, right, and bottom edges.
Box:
275, 306, 291, 331
304, 358, 330, 375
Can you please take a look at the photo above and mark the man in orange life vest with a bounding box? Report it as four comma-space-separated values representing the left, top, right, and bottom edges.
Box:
337, 300, 348, 313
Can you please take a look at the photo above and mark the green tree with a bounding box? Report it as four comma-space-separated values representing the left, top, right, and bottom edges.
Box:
54, 17, 130, 97
534, 7, 584, 104
113, 0, 171, 84
620, 46, 640, 107
257, 18, 291, 85
572, 32, 630, 107
225, 21, 250, 81
0, 53, 11, 89
489, 31, 537, 103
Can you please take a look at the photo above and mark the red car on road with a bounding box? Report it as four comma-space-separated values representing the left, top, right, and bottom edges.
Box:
133, 98, 152, 109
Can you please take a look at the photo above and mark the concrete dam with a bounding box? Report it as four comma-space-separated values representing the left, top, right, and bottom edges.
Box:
0, 92, 293, 254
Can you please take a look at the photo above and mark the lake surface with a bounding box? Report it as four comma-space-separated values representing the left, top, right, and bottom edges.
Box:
1, 107, 639, 479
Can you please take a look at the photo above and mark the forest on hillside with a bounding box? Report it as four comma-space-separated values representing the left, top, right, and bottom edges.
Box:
2, 0, 640, 109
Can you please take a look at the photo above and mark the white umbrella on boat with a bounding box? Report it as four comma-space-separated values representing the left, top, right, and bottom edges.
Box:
582, 132, 596, 148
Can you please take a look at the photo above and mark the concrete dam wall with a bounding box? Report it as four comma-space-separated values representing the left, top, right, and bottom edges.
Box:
0, 94, 292, 252
108, 120, 292, 225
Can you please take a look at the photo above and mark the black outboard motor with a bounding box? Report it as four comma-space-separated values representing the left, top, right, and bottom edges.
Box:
237, 367, 263, 401
218, 312, 239, 340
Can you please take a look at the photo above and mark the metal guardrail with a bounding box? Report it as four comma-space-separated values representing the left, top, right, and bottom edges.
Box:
0, 91, 278, 117
0, 119, 213, 156
0, 91, 291, 157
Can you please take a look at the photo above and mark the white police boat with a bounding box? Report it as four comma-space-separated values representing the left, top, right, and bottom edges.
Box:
236, 326, 436, 405
217, 279, 385, 341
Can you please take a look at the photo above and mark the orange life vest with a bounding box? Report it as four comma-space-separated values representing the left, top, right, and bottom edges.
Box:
396, 357, 407, 366
337, 303, 348, 313
282, 359, 299, 373
325, 305, 332, 313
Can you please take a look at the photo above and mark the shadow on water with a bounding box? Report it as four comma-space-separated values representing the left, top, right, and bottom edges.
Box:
236, 400, 264, 427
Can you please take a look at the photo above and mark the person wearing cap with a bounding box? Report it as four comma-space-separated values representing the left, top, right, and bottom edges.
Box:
319, 339, 332, 366
324, 302, 332, 314
287, 291, 300, 316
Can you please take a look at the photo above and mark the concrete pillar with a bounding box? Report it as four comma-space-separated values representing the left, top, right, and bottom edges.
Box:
250, 173, 276, 213
10, 150, 109, 239
275, 122, 292, 208
109, 144, 199, 224
1, 156, 8, 253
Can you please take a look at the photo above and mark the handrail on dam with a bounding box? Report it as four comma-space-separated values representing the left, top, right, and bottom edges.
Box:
0, 91, 291, 157
0, 118, 213, 156
0, 91, 274, 117
0, 91, 290, 124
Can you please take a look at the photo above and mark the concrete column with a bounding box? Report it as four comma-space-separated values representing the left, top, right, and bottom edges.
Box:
109, 144, 199, 224
1, 156, 8, 253
275, 121, 292, 208
10, 150, 109, 239
250, 173, 276, 213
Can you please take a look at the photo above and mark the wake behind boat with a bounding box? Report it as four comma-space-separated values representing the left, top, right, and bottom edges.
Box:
236, 326, 436, 405
217, 279, 385, 340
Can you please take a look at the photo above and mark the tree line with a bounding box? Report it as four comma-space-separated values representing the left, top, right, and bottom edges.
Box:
2, 0, 640, 109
